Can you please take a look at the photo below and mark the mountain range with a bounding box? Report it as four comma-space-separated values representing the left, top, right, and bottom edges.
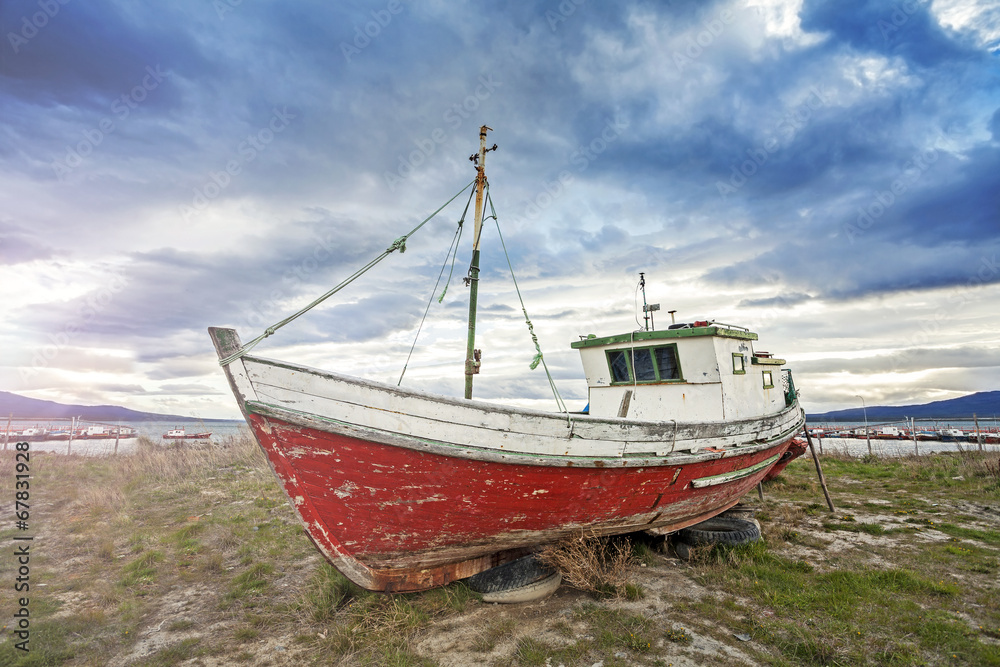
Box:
0, 391, 233, 422
807, 391, 1000, 422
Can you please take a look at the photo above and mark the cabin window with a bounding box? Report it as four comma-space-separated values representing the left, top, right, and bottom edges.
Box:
732, 353, 746, 375
608, 350, 631, 382
606, 345, 682, 384
654, 346, 680, 380
762, 370, 774, 389
632, 348, 656, 381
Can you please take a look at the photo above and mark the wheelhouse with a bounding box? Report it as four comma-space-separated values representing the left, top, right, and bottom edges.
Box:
571, 322, 795, 422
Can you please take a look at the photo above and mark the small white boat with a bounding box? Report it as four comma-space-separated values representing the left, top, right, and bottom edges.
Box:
162, 428, 212, 440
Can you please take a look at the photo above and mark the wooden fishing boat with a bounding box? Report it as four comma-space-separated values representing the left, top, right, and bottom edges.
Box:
210, 126, 805, 593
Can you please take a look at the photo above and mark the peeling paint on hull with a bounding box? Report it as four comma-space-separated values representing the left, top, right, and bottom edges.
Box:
247, 412, 797, 592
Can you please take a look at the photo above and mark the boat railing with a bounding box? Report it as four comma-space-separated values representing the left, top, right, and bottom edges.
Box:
782, 368, 798, 407
706, 320, 752, 332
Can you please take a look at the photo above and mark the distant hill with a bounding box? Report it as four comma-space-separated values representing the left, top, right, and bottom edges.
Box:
808, 391, 1000, 421
0, 391, 232, 422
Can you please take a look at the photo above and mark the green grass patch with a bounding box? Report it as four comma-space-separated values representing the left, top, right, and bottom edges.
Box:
821, 521, 913, 536
0, 618, 78, 665
576, 604, 657, 653
119, 550, 165, 589
472, 616, 517, 652
169, 522, 204, 555
225, 562, 275, 602
508, 636, 589, 666
931, 522, 1000, 546
416, 581, 480, 614
631, 537, 661, 566
936, 542, 999, 575
690, 535, 995, 665
233, 626, 260, 641
299, 562, 361, 622
316, 593, 434, 664
133, 637, 202, 666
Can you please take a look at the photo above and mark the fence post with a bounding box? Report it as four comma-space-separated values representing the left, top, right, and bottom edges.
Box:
2, 413, 10, 451
803, 423, 835, 513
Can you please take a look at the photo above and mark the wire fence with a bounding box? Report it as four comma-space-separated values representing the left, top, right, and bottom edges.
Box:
806, 417, 1000, 458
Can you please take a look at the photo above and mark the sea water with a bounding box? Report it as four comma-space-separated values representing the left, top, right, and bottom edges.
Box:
0, 419, 247, 456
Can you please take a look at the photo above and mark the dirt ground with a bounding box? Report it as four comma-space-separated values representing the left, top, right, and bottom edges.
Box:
97, 498, 998, 666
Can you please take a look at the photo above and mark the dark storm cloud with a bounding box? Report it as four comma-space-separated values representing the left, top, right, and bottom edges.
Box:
739, 293, 813, 308
799, 0, 978, 67
0, 0, 211, 106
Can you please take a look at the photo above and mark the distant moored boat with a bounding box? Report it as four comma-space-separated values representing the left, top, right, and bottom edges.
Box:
162, 428, 212, 440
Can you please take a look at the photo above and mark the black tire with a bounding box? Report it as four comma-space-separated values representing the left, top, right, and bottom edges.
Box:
677, 517, 761, 546
477, 571, 562, 604
464, 555, 556, 595
718, 507, 762, 533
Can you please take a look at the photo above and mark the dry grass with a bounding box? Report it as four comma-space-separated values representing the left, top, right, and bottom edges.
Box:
538, 532, 636, 598
116, 432, 267, 484
959, 450, 1000, 486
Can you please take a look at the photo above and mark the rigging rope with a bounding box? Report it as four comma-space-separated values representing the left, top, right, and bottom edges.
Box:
438, 189, 474, 303
397, 188, 475, 386
485, 189, 570, 415
218, 179, 476, 367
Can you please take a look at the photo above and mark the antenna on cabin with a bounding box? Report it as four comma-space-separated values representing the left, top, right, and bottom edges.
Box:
638, 273, 660, 331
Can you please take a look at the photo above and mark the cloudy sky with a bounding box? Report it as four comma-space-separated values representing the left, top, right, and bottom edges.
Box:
1, 0, 998, 419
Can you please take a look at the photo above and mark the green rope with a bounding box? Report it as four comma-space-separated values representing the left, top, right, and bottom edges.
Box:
398, 189, 475, 385
486, 189, 569, 414
219, 179, 476, 367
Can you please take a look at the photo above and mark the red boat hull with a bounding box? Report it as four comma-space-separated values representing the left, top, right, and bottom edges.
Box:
761, 437, 807, 482
248, 412, 796, 592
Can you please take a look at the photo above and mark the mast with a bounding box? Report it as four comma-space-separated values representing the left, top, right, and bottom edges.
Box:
638, 272, 659, 332
464, 125, 495, 399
